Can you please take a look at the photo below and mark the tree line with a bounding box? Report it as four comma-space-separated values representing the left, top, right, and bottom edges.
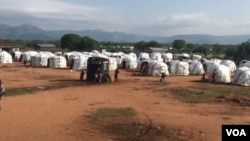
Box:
3, 33, 250, 62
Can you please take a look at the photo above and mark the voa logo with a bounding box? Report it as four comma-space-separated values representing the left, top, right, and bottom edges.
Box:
226, 129, 246, 136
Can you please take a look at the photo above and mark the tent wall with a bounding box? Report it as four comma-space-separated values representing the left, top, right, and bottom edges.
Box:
170, 61, 189, 75
49, 56, 67, 68
189, 60, 204, 75
207, 63, 231, 83
233, 67, 250, 86
0, 51, 13, 64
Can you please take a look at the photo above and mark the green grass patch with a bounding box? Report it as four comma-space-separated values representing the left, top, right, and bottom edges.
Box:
5, 88, 36, 96
169, 85, 250, 103
85, 107, 136, 120
222, 117, 232, 120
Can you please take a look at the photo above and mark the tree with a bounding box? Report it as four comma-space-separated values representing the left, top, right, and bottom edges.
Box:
60, 34, 81, 51
172, 40, 185, 53
78, 36, 99, 51
185, 43, 197, 53
134, 41, 147, 51
234, 41, 250, 62
147, 40, 161, 47
197, 46, 209, 56
225, 47, 237, 59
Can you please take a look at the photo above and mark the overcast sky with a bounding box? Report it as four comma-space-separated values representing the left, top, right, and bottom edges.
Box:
1, 0, 250, 36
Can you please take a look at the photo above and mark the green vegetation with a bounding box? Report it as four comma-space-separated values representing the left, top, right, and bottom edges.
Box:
84, 107, 136, 120
169, 86, 250, 103
6, 36, 250, 63
5, 88, 36, 96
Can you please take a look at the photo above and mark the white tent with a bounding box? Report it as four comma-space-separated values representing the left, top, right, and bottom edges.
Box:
138, 52, 150, 60
161, 53, 173, 63
140, 60, 169, 76
207, 63, 231, 83
21, 51, 38, 62
72, 54, 90, 71
210, 58, 222, 64
14, 51, 22, 61
189, 60, 204, 75
239, 60, 250, 68
192, 54, 202, 61
150, 52, 163, 62
93, 52, 118, 70
108, 57, 118, 70
220, 60, 237, 73
49, 56, 67, 68
233, 67, 250, 86
137, 52, 150, 68
123, 53, 137, 69
150, 61, 169, 76
169, 60, 189, 76
111, 52, 125, 67
0, 51, 13, 64
102, 52, 112, 57
181, 53, 190, 58
30, 52, 55, 67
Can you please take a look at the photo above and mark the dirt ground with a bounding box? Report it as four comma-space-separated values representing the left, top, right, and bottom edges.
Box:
0, 62, 250, 141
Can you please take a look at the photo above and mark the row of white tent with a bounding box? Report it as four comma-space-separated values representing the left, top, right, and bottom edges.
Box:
1, 50, 138, 71
1, 50, 250, 86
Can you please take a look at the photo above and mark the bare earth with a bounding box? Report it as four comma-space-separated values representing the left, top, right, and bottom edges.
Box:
0, 62, 249, 141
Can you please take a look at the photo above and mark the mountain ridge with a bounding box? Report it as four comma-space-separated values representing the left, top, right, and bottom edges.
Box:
0, 23, 250, 44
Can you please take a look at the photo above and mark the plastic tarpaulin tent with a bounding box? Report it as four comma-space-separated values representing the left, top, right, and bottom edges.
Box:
189, 60, 204, 75
49, 56, 67, 68
150, 52, 163, 62
14, 51, 22, 61
161, 53, 173, 63
123, 53, 137, 69
72, 55, 90, 71
30, 52, 55, 67
169, 60, 189, 76
108, 57, 118, 70
93, 52, 117, 70
21, 51, 38, 62
140, 60, 169, 76
137, 52, 150, 67
0, 51, 13, 64
150, 61, 169, 76
220, 60, 237, 73
207, 63, 231, 83
233, 67, 250, 86
239, 60, 250, 68
192, 54, 202, 61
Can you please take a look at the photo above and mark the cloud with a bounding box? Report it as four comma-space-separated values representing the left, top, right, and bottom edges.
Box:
0, 0, 101, 29
1, 0, 250, 36
122, 13, 250, 36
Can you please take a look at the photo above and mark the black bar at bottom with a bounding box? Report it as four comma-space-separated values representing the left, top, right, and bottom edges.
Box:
222, 124, 250, 141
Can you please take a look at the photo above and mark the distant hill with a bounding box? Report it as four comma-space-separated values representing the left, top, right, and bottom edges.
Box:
0, 23, 250, 44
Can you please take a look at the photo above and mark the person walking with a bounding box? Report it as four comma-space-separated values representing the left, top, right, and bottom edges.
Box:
80, 70, 85, 81
114, 68, 120, 82
160, 72, 166, 83
0, 80, 6, 110
98, 69, 103, 83
212, 69, 217, 84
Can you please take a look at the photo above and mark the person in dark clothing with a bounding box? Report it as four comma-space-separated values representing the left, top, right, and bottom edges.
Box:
201, 63, 207, 80
122, 61, 126, 69
98, 69, 103, 83
114, 68, 120, 82
212, 69, 217, 84
0, 80, 6, 110
80, 70, 85, 81
160, 72, 166, 83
